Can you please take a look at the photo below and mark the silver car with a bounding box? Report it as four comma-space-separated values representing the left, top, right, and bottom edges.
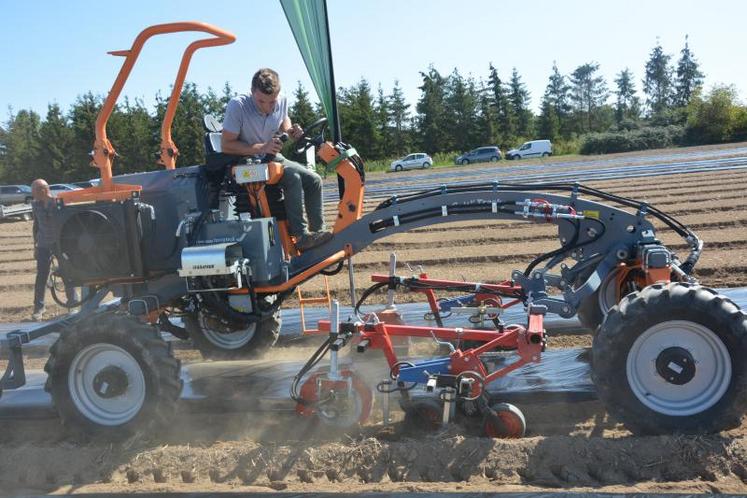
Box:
0, 185, 32, 205
390, 153, 433, 172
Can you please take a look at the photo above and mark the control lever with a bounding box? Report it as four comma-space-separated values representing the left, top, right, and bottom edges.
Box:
261, 132, 289, 163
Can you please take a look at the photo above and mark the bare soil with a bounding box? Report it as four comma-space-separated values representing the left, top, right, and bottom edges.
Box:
2, 145, 747, 494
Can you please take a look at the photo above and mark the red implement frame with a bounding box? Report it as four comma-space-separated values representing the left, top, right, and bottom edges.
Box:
369, 273, 525, 320
58, 22, 235, 205
316, 311, 544, 397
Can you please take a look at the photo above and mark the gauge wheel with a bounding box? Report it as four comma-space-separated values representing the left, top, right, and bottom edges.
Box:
483, 402, 526, 438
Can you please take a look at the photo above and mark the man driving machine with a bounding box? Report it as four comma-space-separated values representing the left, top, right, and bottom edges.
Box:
222, 68, 332, 251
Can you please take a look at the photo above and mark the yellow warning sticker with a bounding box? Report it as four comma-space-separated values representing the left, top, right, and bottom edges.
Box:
583, 210, 600, 220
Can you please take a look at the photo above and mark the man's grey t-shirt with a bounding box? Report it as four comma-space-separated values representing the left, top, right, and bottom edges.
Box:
222, 94, 288, 148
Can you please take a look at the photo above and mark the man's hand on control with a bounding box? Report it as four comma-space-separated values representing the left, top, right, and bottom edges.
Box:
288, 123, 304, 141
261, 137, 284, 155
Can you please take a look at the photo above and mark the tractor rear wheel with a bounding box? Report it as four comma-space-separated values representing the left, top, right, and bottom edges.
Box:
44, 312, 181, 439
592, 283, 747, 435
184, 309, 281, 360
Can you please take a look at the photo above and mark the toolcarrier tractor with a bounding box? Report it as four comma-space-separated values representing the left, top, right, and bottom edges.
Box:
1, 18, 746, 439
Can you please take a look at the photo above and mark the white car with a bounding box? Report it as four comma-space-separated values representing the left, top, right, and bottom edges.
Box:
506, 140, 553, 160
390, 153, 433, 172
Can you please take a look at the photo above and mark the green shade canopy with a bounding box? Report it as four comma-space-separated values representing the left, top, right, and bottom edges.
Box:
280, 0, 341, 142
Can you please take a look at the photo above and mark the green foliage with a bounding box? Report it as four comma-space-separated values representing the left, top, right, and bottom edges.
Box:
3, 49, 747, 187
508, 68, 532, 138
569, 62, 609, 133
289, 81, 319, 128
388, 80, 411, 157
543, 62, 572, 138
614, 68, 641, 123
644, 41, 674, 116
415, 66, 449, 154
674, 35, 704, 107
580, 125, 684, 154
684, 85, 742, 144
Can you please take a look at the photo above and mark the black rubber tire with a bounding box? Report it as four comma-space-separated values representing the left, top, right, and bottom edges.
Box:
422, 162, 430, 169
592, 283, 747, 435
44, 312, 181, 439
490, 156, 499, 162
21, 212, 32, 221
541, 152, 550, 157
394, 164, 403, 172
184, 309, 281, 360
461, 159, 469, 165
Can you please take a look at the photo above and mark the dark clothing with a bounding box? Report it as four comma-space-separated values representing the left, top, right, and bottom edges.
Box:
32, 199, 78, 311
34, 246, 78, 310
32, 200, 57, 249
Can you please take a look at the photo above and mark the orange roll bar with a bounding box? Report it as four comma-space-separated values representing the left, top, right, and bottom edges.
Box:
158, 24, 236, 169
93, 21, 236, 191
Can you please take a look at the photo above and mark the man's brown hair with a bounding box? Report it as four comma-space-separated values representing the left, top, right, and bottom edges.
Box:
251, 68, 280, 95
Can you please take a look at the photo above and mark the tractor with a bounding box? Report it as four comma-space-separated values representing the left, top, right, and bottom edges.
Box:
1, 18, 745, 439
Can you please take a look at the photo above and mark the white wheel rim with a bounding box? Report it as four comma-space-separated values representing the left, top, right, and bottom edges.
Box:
68, 343, 146, 426
198, 312, 256, 350
626, 320, 732, 416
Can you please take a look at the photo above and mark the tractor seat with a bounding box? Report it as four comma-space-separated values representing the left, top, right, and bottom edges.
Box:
202, 114, 244, 173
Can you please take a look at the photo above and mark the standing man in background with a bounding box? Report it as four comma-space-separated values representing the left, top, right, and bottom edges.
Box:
221, 68, 332, 252
31, 179, 78, 321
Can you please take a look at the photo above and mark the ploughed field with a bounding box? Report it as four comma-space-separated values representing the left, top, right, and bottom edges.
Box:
1, 148, 747, 494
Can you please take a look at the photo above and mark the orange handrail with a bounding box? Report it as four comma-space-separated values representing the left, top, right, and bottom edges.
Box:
93, 22, 236, 188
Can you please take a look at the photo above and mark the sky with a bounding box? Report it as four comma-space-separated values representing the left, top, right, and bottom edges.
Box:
1, 0, 746, 120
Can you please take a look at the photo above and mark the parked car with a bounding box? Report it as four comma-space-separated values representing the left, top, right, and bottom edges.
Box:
49, 184, 81, 196
390, 153, 433, 172
454, 146, 501, 165
0, 185, 32, 205
506, 140, 553, 160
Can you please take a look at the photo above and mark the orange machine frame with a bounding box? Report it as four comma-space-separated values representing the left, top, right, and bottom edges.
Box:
58, 22, 235, 205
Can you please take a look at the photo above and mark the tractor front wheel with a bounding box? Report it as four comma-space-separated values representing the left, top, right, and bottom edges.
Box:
184, 309, 281, 360
44, 312, 181, 439
592, 283, 747, 435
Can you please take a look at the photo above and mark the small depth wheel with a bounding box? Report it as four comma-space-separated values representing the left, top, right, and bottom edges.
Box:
403, 398, 443, 432
297, 370, 373, 430
483, 402, 526, 438
592, 283, 747, 435
44, 312, 181, 439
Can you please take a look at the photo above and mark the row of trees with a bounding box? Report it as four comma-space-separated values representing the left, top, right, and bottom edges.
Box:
1, 37, 744, 184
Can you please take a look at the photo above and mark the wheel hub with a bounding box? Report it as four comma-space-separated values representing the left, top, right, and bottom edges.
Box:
93, 365, 129, 398
655, 346, 696, 385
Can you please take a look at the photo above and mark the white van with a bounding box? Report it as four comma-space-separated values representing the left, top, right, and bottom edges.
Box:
506, 140, 552, 160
